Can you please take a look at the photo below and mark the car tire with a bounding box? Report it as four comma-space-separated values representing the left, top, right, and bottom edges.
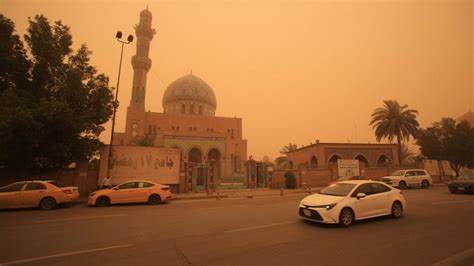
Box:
148, 194, 161, 205
96, 196, 110, 207
421, 180, 430, 189
339, 208, 354, 227
39, 197, 57, 210
449, 187, 458, 194
399, 181, 407, 190
391, 201, 403, 219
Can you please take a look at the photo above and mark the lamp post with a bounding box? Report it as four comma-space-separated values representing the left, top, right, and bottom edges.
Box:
107, 31, 133, 178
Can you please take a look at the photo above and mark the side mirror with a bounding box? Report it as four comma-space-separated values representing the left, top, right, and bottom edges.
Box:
356, 193, 366, 200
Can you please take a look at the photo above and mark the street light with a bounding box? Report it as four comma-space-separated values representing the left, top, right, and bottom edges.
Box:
107, 31, 133, 177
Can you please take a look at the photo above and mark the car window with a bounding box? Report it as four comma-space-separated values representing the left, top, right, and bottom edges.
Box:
137, 182, 153, 188
47, 181, 68, 188
351, 184, 375, 197
390, 170, 405, 176
370, 183, 391, 194
405, 171, 416, 177
118, 182, 136, 190
25, 182, 47, 191
0, 182, 27, 192
417, 170, 427, 176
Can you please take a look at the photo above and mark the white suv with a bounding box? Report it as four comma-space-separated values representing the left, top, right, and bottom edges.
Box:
381, 169, 432, 189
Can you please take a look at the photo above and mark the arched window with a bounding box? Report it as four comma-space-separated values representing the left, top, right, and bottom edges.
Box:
328, 154, 342, 164
288, 161, 294, 169
188, 148, 202, 163
355, 154, 369, 167
181, 104, 185, 114
199, 106, 203, 115
310, 156, 318, 169
377, 154, 391, 166
190, 104, 195, 114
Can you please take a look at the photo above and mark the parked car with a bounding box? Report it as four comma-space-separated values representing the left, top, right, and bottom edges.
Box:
299, 180, 406, 227
0, 180, 80, 210
88, 180, 172, 207
380, 169, 432, 189
448, 173, 474, 194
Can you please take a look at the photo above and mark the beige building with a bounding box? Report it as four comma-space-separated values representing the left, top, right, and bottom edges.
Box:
112, 8, 247, 191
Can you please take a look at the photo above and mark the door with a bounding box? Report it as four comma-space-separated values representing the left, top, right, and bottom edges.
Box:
0, 182, 26, 208
370, 183, 393, 215
405, 170, 417, 186
195, 164, 207, 192
350, 183, 377, 219
134, 182, 154, 202
21, 182, 48, 207
112, 182, 137, 203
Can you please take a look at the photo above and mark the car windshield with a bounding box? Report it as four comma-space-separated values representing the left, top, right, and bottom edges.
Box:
456, 174, 474, 180
336, 176, 351, 181
319, 183, 357, 197
390, 170, 405, 176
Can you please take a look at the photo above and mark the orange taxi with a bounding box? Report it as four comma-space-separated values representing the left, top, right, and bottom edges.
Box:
88, 180, 172, 207
0, 180, 80, 210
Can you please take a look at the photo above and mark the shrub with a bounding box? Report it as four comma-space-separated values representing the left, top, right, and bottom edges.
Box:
284, 171, 297, 189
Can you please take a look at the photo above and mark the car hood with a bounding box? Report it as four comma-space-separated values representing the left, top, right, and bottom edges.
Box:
449, 180, 474, 185
90, 189, 113, 196
301, 193, 345, 206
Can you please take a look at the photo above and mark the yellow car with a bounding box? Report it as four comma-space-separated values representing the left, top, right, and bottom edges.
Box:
0, 180, 80, 210
88, 180, 172, 207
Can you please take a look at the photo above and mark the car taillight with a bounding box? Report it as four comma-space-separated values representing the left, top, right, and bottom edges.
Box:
161, 187, 170, 191
62, 189, 73, 194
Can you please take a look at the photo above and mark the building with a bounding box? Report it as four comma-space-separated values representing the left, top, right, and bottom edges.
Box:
110, 8, 247, 192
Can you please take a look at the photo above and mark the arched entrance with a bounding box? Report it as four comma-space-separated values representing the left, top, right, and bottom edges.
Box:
376, 154, 391, 166
355, 154, 369, 167
187, 147, 206, 191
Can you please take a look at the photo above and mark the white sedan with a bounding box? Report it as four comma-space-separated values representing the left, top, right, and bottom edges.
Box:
299, 180, 406, 227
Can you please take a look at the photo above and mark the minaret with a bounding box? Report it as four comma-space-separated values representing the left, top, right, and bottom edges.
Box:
130, 7, 156, 110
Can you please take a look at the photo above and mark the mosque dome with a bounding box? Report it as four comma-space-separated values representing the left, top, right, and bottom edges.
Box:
162, 74, 217, 116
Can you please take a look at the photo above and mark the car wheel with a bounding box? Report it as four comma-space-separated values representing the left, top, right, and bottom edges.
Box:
339, 208, 354, 227
39, 197, 57, 210
391, 201, 403, 218
96, 196, 110, 207
421, 180, 430, 189
399, 181, 407, 190
148, 194, 161, 205
449, 187, 458, 194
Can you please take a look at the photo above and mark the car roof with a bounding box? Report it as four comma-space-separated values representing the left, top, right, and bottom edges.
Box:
336, 180, 381, 185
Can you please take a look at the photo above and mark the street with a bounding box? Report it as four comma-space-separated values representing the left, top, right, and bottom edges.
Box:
1, 187, 473, 266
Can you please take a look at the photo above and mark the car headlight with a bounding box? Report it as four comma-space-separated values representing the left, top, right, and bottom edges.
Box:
315, 203, 337, 210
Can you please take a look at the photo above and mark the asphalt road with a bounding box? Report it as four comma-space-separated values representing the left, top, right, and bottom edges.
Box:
0, 187, 473, 266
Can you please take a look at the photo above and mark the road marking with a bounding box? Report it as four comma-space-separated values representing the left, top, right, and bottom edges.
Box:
224, 221, 296, 233
34, 214, 127, 223
1, 244, 133, 265
432, 247, 474, 266
432, 200, 474, 205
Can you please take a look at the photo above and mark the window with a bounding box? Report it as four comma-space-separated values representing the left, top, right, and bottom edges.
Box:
181, 104, 185, 114
190, 104, 195, 114
417, 170, 427, 176
118, 182, 136, 190
310, 156, 318, 169
0, 182, 27, 192
370, 183, 391, 194
138, 182, 154, 188
351, 184, 375, 197
405, 171, 416, 177
26, 182, 47, 191
199, 106, 203, 115
47, 181, 67, 188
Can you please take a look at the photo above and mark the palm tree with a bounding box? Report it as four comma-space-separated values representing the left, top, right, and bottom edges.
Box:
275, 143, 298, 169
369, 100, 419, 164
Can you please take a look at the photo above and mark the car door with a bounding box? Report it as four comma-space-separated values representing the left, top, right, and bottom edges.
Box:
21, 182, 49, 207
405, 170, 417, 186
350, 183, 376, 219
132, 182, 155, 202
370, 183, 393, 215
112, 182, 137, 203
0, 182, 27, 209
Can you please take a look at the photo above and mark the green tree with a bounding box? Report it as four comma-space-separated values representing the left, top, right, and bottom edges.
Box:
275, 142, 298, 169
284, 171, 297, 189
416, 118, 474, 177
0, 15, 115, 171
369, 100, 419, 164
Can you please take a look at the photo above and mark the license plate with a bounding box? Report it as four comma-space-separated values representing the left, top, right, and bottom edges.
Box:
303, 209, 311, 217
458, 187, 465, 190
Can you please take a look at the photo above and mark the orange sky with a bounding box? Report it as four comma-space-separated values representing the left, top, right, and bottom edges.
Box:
1, 0, 473, 160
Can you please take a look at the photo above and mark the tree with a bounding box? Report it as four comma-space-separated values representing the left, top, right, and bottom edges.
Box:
400, 143, 417, 166
369, 100, 419, 164
134, 134, 155, 147
0, 15, 115, 171
275, 143, 298, 169
416, 118, 474, 177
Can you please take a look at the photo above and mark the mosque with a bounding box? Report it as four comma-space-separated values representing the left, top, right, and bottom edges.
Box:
111, 8, 248, 191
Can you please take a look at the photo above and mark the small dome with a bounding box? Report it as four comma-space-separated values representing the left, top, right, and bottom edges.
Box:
162, 74, 217, 109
